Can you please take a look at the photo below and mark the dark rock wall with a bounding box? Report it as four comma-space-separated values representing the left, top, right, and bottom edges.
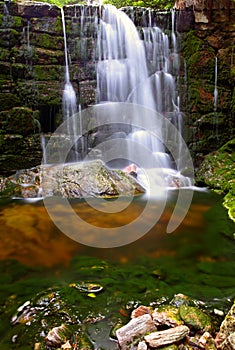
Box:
0, 0, 234, 174
176, 0, 235, 166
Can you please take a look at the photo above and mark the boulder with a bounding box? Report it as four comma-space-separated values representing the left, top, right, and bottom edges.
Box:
0, 160, 145, 199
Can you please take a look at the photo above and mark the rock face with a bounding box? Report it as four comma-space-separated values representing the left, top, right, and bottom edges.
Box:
0, 0, 234, 174
176, 0, 235, 166
0, 160, 145, 198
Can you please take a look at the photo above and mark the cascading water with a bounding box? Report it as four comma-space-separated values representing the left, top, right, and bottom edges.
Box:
96, 6, 191, 189
213, 56, 219, 139
61, 8, 77, 122
213, 56, 218, 112
61, 8, 80, 161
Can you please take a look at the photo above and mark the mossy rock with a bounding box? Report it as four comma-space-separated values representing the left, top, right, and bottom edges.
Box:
36, 81, 62, 105
0, 47, 10, 61
196, 139, 235, 221
0, 63, 12, 82
187, 50, 215, 81
30, 16, 63, 35
3, 107, 39, 135
30, 32, 64, 51
187, 80, 214, 114
181, 31, 205, 60
0, 133, 42, 175
179, 305, 213, 332
15, 81, 39, 107
0, 28, 21, 48
11, 63, 34, 80
0, 93, 21, 111
33, 65, 63, 81
0, 14, 23, 29
33, 47, 64, 65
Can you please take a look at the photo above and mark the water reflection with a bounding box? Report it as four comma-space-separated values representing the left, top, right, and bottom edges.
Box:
0, 189, 232, 268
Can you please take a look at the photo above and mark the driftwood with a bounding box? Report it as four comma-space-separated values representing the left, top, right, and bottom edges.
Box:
116, 314, 156, 348
144, 325, 190, 348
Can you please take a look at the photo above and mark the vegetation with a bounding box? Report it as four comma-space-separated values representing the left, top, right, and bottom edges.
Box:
103, 0, 175, 9
27, 0, 175, 9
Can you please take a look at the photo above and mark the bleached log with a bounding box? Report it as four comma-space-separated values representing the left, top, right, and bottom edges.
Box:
116, 314, 156, 348
144, 325, 189, 348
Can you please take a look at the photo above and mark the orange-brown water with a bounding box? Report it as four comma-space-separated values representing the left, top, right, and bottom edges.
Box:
0, 190, 214, 267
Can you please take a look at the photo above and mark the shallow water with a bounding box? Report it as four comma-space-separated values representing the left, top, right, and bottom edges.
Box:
0, 189, 234, 348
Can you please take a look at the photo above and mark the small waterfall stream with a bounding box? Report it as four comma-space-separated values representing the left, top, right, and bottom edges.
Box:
61, 8, 77, 122
61, 8, 80, 161
213, 56, 218, 112
213, 56, 219, 138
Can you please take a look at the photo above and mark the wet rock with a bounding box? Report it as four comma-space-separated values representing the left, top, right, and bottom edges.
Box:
199, 332, 217, 349
45, 324, 69, 348
221, 332, 235, 350
116, 313, 157, 349
144, 325, 189, 348
152, 305, 183, 327
216, 300, 235, 347
179, 305, 213, 332
131, 305, 152, 318
170, 293, 194, 308
17, 2, 59, 19
0, 160, 145, 199
137, 340, 148, 350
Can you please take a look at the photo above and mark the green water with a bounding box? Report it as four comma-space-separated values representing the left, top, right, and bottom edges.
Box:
0, 189, 234, 349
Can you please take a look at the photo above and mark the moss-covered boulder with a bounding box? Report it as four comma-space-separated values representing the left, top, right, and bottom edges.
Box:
179, 305, 213, 332
196, 138, 235, 221
0, 160, 145, 199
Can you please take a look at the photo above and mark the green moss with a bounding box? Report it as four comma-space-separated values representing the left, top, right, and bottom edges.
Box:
11, 63, 33, 80
182, 31, 204, 61
0, 93, 21, 111
179, 305, 213, 332
33, 65, 63, 81
0, 107, 40, 135
30, 32, 64, 51
188, 80, 214, 113
30, 17, 63, 35
0, 28, 20, 47
196, 139, 235, 221
187, 50, 215, 81
0, 47, 10, 61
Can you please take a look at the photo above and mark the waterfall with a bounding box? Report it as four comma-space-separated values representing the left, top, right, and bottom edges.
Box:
61, 8, 77, 122
61, 8, 79, 160
213, 56, 218, 112
96, 5, 190, 189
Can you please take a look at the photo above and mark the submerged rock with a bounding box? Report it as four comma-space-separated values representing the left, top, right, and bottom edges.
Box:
0, 160, 145, 199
